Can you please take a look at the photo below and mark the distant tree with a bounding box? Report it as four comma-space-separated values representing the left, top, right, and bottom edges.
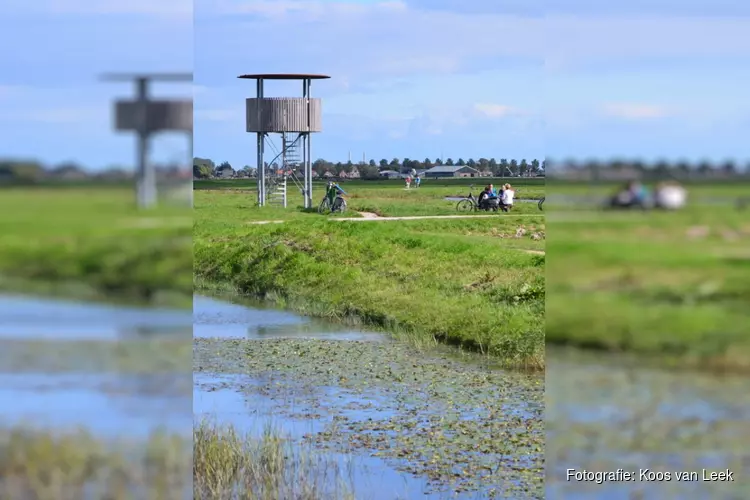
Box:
530, 159, 540, 174
401, 158, 412, 172
498, 158, 509, 176
193, 157, 215, 179
519, 159, 529, 176
423, 157, 433, 169
193, 164, 212, 178
488, 158, 498, 175
389, 158, 401, 169
697, 161, 712, 174
360, 165, 379, 179
509, 159, 518, 176
721, 160, 736, 174
434, 158, 443, 165
456, 158, 466, 166
444, 158, 454, 166
368, 159, 377, 167
379, 158, 389, 168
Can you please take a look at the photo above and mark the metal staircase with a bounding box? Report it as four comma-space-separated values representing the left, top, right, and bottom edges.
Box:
265, 133, 306, 208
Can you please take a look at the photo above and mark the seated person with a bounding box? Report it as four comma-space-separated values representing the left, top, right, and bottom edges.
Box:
478, 185, 492, 204
654, 181, 686, 209
501, 183, 515, 210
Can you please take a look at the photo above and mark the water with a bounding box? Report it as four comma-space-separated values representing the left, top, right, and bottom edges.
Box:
0, 372, 191, 438
546, 348, 750, 499
0, 293, 191, 438
194, 373, 438, 500
193, 293, 543, 499
194, 293, 385, 341
0, 293, 191, 340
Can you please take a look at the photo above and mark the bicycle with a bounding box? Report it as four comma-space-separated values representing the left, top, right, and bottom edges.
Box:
318, 194, 347, 214
456, 191, 479, 212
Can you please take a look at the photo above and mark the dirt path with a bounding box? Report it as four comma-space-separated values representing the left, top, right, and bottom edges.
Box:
248, 213, 543, 225
334, 214, 542, 222
357, 211, 381, 219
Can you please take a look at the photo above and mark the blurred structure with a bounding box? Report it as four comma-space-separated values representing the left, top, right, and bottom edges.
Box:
102, 73, 193, 209
239, 73, 329, 208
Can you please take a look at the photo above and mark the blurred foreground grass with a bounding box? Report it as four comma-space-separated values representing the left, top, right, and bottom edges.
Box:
0, 425, 190, 500
547, 182, 750, 371
0, 186, 192, 307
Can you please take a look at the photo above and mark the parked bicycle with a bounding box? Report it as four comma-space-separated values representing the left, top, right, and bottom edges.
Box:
318, 193, 347, 214
456, 190, 503, 212
455, 191, 479, 212
318, 181, 348, 214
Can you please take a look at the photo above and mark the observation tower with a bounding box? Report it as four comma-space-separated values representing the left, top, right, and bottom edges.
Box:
102, 72, 193, 208
239, 73, 330, 208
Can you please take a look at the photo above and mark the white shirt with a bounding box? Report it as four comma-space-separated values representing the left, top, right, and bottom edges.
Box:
655, 185, 686, 209
502, 189, 515, 204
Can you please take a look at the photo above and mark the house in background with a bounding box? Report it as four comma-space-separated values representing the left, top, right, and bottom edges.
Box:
379, 170, 402, 179
423, 165, 480, 178
214, 164, 235, 178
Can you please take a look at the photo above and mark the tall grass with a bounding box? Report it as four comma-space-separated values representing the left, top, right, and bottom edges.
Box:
0, 425, 189, 500
193, 419, 355, 500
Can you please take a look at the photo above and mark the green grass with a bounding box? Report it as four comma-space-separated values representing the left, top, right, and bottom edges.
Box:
195, 177, 544, 219
194, 419, 355, 500
194, 181, 546, 369
0, 186, 192, 307
546, 182, 750, 371
0, 424, 190, 499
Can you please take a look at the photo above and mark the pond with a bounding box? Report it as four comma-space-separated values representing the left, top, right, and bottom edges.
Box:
194, 293, 545, 499
545, 348, 749, 499
0, 293, 191, 439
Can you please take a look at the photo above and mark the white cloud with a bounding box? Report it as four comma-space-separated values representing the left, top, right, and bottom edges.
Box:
599, 102, 671, 120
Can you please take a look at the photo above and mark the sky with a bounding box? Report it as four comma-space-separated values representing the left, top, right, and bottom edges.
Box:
0, 0, 193, 170
2, 1, 750, 170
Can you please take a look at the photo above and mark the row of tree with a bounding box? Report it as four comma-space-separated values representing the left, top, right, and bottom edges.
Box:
193, 157, 545, 179
0, 159, 189, 184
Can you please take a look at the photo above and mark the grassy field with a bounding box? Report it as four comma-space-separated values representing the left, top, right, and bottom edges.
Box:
195, 177, 544, 220
194, 177, 546, 369
0, 185, 192, 307
546, 181, 750, 372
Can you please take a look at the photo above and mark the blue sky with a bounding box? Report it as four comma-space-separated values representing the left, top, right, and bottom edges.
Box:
0, 0, 193, 170
2, 1, 750, 170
